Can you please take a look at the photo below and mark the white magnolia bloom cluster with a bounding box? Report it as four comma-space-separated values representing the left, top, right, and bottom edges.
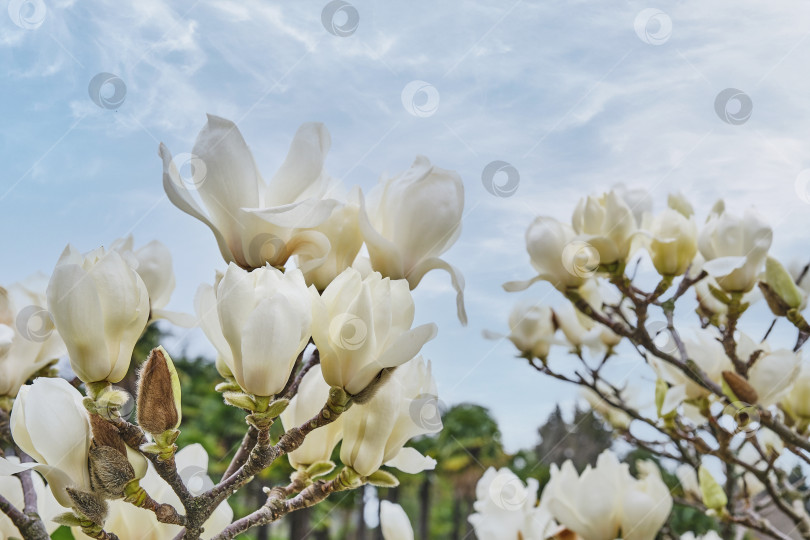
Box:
498, 185, 810, 539
0, 115, 463, 539
161, 115, 467, 323
468, 451, 672, 540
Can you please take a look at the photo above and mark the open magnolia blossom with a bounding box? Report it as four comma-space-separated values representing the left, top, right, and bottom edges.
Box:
545, 451, 672, 540
468, 467, 560, 540
161, 115, 338, 271
571, 189, 637, 266
340, 356, 440, 476
359, 156, 467, 324
311, 268, 438, 395
698, 201, 773, 293
46, 244, 149, 384
0, 274, 65, 398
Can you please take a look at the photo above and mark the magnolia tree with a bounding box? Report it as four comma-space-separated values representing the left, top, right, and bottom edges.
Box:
475, 187, 810, 539
0, 115, 466, 539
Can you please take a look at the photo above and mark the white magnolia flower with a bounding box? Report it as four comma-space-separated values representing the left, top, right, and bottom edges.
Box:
620, 460, 673, 540
380, 501, 415, 540
782, 362, 810, 420
216, 263, 312, 397
74, 444, 232, 540
0, 274, 66, 397
651, 328, 732, 400
468, 467, 557, 540
279, 365, 343, 469
571, 189, 637, 265
698, 202, 772, 292
311, 268, 437, 395
0, 457, 61, 537
545, 450, 628, 540
506, 302, 556, 360
161, 115, 338, 270
340, 356, 440, 476
359, 156, 466, 324
647, 208, 698, 276
46, 245, 149, 384
504, 216, 588, 292
298, 188, 363, 291
111, 236, 193, 326
552, 280, 622, 352
582, 383, 632, 430
6, 378, 92, 507
737, 333, 800, 406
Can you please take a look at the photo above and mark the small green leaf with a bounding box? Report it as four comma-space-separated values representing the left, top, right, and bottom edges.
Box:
366, 469, 400, 488
699, 465, 727, 511
306, 461, 336, 479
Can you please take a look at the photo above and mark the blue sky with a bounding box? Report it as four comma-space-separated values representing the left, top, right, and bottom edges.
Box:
2, 0, 810, 451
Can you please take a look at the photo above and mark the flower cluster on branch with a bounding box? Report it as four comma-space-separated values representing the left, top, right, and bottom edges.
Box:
0, 114, 466, 539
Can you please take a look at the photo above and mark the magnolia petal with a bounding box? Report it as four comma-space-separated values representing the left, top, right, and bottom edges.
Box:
702, 256, 748, 278
151, 308, 197, 328
266, 122, 332, 205
502, 275, 544, 292
245, 198, 339, 229
406, 257, 467, 325
159, 143, 234, 264
345, 323, 437, 395
385, 447, 437, 474
358, 192, 405, 279
380, 501, 415, 540
284, 230, 332, 275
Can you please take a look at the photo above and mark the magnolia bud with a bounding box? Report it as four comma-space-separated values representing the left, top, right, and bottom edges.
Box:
88, 445, 136, 499
66, 487, 108, 525
136, 346, 182, 435
721, 371, 758, 404
761, 257, 804, 315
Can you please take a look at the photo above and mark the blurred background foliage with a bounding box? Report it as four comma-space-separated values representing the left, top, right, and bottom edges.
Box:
47, 324, 721, 539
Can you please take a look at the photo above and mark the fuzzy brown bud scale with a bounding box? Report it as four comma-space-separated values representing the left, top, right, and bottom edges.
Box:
137, 347, 182, 434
